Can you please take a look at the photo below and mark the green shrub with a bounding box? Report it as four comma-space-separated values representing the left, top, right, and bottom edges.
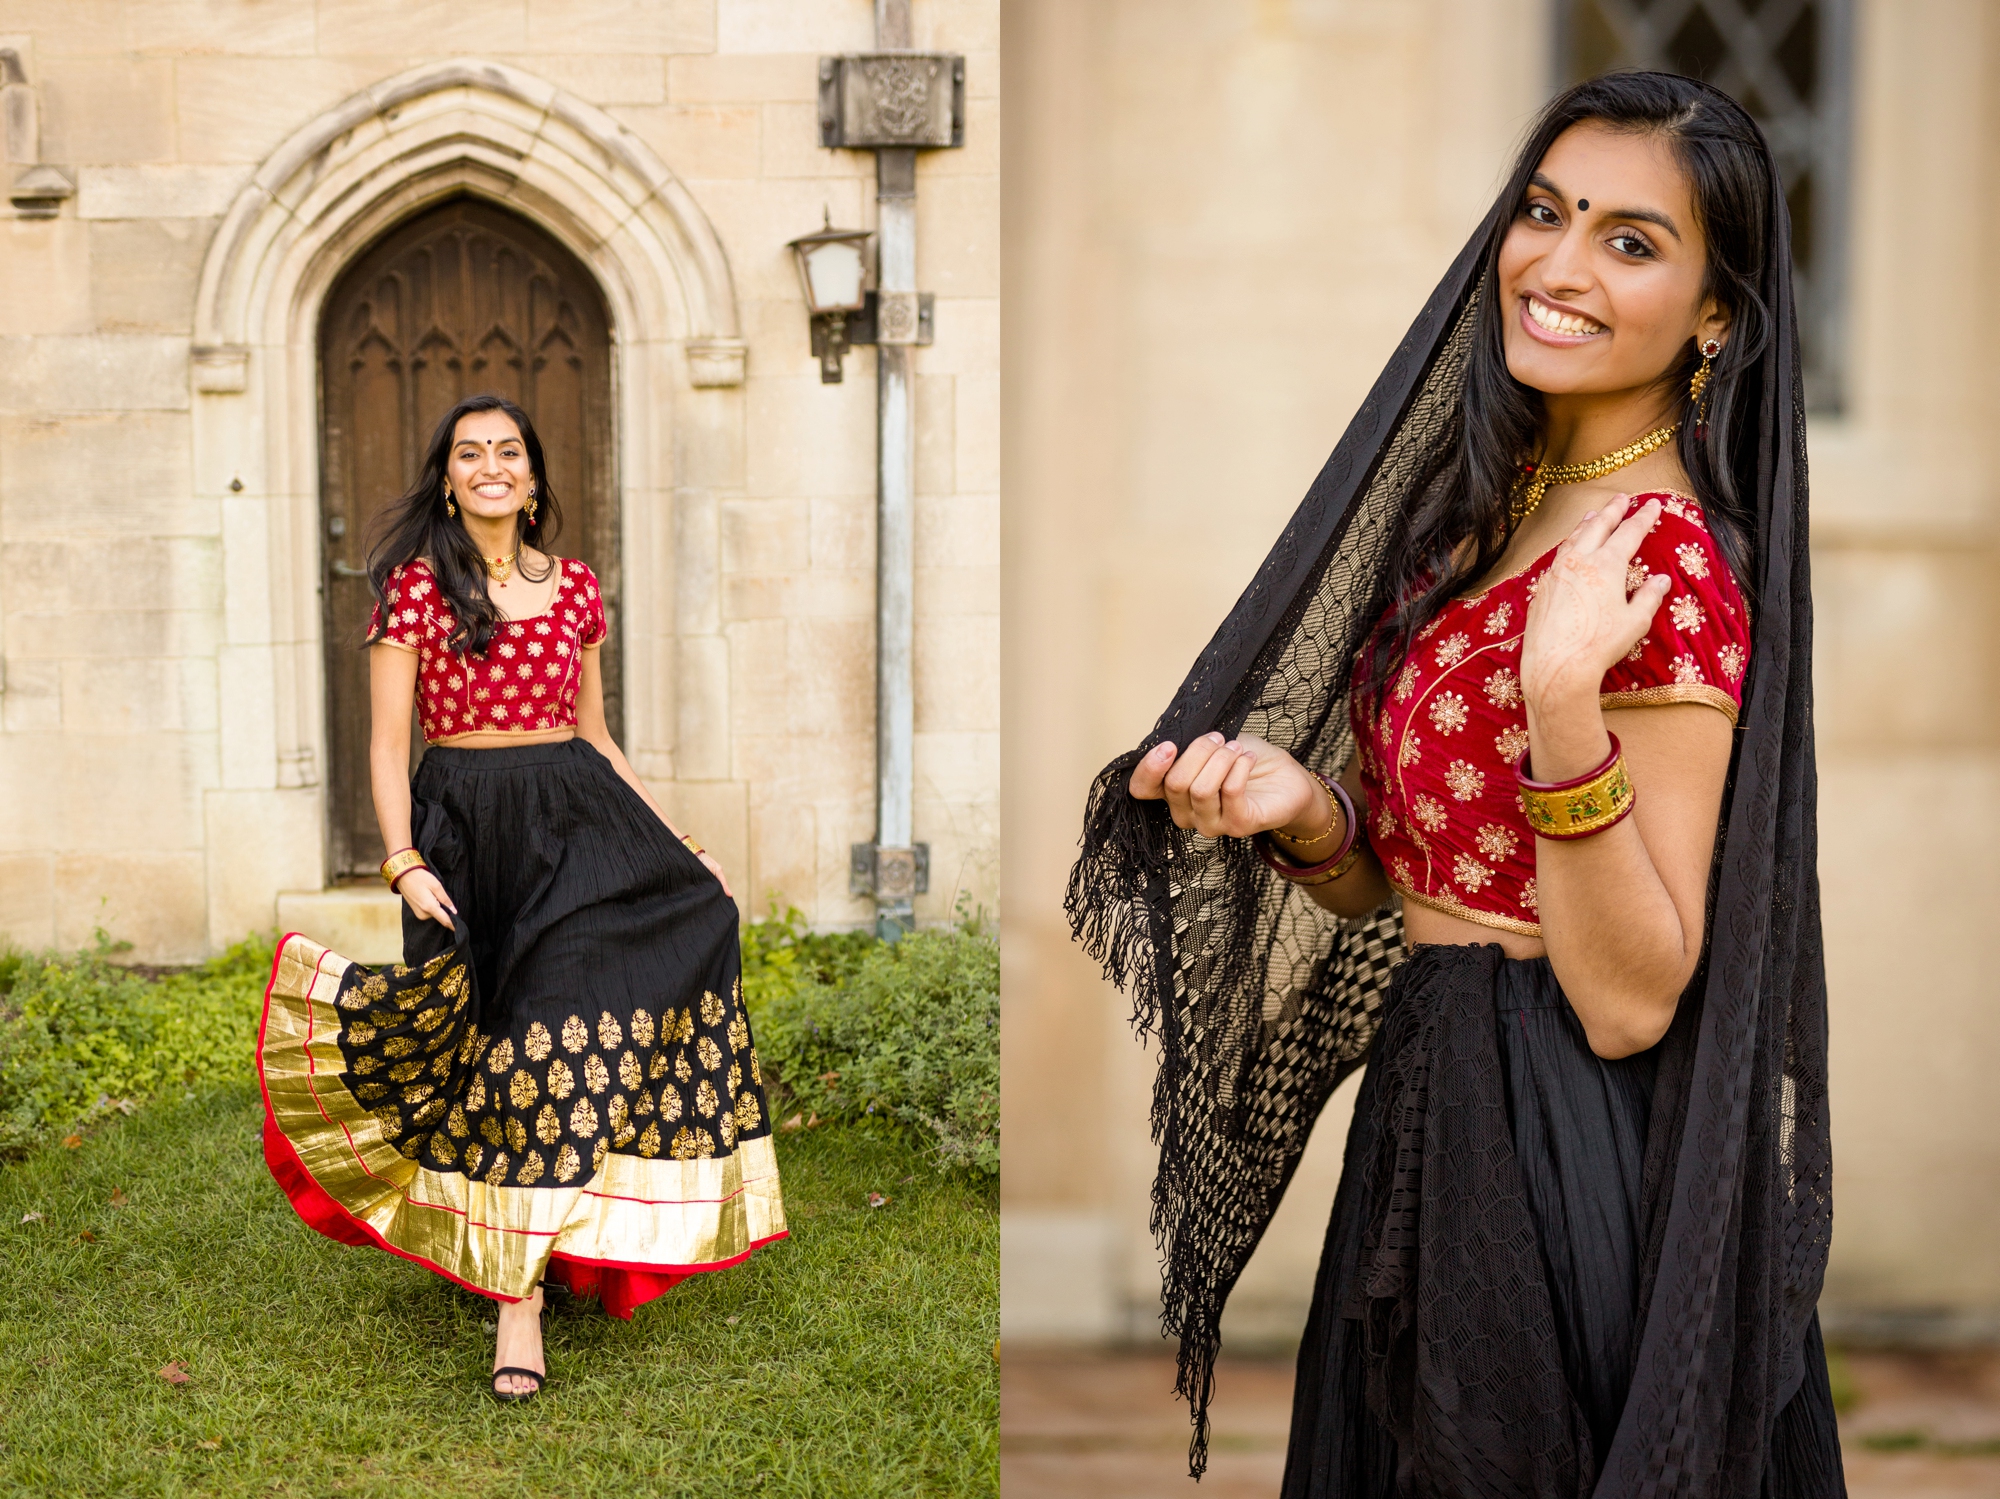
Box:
0, 934, 271, 1159
742, 904, 999, 1176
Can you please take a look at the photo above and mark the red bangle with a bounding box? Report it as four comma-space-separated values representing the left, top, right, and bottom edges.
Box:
1255, 771, 1360, 878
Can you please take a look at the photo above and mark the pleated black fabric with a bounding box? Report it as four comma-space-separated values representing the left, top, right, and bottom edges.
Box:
1282, 945, 1839, 1497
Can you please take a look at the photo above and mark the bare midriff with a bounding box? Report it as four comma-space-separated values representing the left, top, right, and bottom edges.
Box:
1402, 901, 1547, 960
429, 726, 578, 750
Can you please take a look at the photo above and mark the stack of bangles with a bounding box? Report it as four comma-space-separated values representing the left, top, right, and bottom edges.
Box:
1254, 771, 1367, 887
1514, 732, 1636, 839
380, 846, 428, 892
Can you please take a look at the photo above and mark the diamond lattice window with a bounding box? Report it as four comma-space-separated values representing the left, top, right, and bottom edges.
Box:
1557, 0, 1853, 410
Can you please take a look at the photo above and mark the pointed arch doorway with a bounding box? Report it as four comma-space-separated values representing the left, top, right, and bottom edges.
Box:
318, 195, 619, 879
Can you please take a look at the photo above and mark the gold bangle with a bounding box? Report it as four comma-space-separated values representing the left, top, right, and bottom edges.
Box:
1290, 836, 1368, 886
1516, 747, 1636, 840
679, 833, 706, 857
1271, 773, 1342, 849
380, 847, 428, 890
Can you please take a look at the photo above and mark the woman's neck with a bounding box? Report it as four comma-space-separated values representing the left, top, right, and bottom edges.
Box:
461, 515, 519, 561
1538, 386, 1677, 467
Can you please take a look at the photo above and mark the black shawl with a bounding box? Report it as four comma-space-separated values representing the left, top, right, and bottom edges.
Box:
1065, 114, 1829, 1493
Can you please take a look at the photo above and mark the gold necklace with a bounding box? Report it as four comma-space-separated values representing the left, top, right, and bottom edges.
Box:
484, 550, 519, 583
1509, 423, 1679, 522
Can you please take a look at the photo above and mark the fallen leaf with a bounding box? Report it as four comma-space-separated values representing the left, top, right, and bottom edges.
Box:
114, 1098, 136, 1116
818, 1070, 841, 1083
75, 1229, 97, 1244
867, 1192, 890, 1209
158, 1361, 191, 1386
196, 1438, 221, 1451
20, 1211, 43, 1224
60, 1134, 81, 1150
110, 1188, 129, 1208
724, 1315, 740, 1326
778, 1113, 803, 1134
899, 1175, 915, 1185
805, 1112, 821, 1129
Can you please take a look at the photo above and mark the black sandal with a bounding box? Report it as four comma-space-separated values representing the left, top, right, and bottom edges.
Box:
489, 1366, 544, 1402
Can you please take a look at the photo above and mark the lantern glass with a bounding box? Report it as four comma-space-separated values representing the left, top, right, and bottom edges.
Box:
799, 236, 868, 314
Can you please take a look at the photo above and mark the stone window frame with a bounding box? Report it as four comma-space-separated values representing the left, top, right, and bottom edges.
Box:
191, 59, 748, 876
1552, 0, 1856, 411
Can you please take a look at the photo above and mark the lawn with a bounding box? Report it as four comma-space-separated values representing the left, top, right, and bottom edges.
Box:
0, 1079, 998, 1497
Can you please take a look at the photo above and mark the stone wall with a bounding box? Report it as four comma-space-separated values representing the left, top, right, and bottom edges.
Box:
1002, 0, 2000, 1344
0, 0, 999, 961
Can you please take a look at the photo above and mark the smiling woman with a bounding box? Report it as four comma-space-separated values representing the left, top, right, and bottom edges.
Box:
257, 395, 785, 1406
1072, 72, 1840, 1495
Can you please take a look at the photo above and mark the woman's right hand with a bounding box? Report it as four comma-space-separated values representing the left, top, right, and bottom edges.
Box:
1127, 731, 1327, 841
397, 866, 458, 926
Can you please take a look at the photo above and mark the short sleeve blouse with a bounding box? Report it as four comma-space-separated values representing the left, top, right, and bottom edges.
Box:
368, 557, 607, 743
1353, 492, 1750, 936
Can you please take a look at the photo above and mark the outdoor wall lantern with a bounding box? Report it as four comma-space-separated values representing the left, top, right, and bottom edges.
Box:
786, 214, 873, 383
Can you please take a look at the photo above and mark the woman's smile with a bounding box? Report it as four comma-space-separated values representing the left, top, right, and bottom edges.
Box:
1521, 290, 1607, 343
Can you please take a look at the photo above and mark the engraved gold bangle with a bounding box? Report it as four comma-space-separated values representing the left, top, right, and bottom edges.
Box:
1515, 735, 1637, 840
679, 833, 706, 857
379, 847, 428, 891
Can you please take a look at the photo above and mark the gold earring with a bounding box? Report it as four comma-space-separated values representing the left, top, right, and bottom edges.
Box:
1689, 338, 1721, 433
443, 485, 456, 518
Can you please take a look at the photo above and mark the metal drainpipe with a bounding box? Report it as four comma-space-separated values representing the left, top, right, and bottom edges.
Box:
873, 0, 917, 939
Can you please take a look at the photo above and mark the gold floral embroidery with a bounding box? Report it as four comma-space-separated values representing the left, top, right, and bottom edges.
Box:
592, 1138, 609, 1171
354, 1081, 387, 1102
1669, 595, 1706, 632
598, 1012, 623, 1049
1483, 601, 1513, 636
1428, 691, 1469, 735
354, 1055, 383, 1076
674, 1051, 693, 1083
412, 1096, 447, 1128
465, 1143, 485, 1176
1672, 653, 1705, 685
727, 1060, 742, 1095
648, 1051, 670, 1081
570, 1097, 600, 1137
486, 1038, 514, 1074
382, 1036, 417, 1060
618, 1050, 642, 1090
1391, 855, 1414, 888
720, 1111, 737, 1148
466, 1074, 488, 1112
547, 1058, 575, 1100
412, 1005, 447, 1035
402, 1081, 435, 1106
1393, 660, 1420, 702
736, 1092, 763, 1132
1434, 632, 1471, 668
508, 1069, 539, 1108
484, 1151, 510, 1185
553, 1143, 581, 1182
672, 1008, 696, 1044
1484, 667, 1522, 709
1625, 635, 1649, 663
505, 1117, 527, 1152
659, 1086, 684, 1122
1398, 732, 1422, 769
480, 1116, 505, 1147
750, 1052, 763, 1087
584, 1055, 610, 1094
1718, 642, 1746, 682
701, 991, 724, 1027
630, 1009, 656, 1047
1452, 852, 1494, 893
457, 1028, 486, 1066
1444, 759, 1485, 801
609, 1095, 634, 1145
535, 1103, 562, 1144
1476, 824, 1520, 862
1411, 794, 1448, 833
515, 1150, 544, 1186
634, 1086, 655, 1117
346, 1022, 377, 1047
727, 1014, 749, 1051
1521, 877, 1538, 911
1626, 560, 1650, 595
561, 1015, 588, 1052
388, 1060, 422, 1083
427, 1051, 451, 1080
1676, 542, 1710, 579
697, 1037, 723, 1072
430, 1135, 457, 1166
1495, 724, 1530, 762
670, 1126, 716, 1161
447, 1104, 469, 1139
637, 1123, 662, 1158
524, 1022, 552, 1061
696, 1079, 719, 1117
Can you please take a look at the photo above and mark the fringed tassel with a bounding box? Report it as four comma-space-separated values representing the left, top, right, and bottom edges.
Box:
1064, 748, 1180, 1037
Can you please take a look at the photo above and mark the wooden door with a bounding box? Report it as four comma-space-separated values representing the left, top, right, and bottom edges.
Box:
319, 196, 617, 880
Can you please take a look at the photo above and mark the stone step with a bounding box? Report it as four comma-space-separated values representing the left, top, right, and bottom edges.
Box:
275, 887, 404, 965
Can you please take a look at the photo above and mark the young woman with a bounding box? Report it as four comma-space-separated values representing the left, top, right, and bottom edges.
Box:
1070, 74, 1840, 1494
258, 395, 785, 1401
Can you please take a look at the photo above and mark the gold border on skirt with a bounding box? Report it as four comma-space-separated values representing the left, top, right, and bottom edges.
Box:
261, 935, 787, 1300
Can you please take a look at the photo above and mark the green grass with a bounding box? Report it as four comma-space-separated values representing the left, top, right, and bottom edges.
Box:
0, 1081, 998, 1497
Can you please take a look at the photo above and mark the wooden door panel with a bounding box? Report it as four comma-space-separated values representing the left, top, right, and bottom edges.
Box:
319, 196, 617, 880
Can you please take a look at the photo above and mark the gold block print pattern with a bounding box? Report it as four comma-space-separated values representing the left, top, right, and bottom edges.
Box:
259, 936, 786, 1301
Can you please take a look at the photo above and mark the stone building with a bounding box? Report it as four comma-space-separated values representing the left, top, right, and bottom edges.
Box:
0, 0, 999, 963
1005, 0, 2000, 1351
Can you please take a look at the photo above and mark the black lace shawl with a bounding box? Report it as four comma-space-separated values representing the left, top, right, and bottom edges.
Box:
1065, 164, 1829, 1489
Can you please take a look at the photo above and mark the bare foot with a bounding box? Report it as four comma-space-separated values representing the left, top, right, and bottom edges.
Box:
492, 1284, 545, 1395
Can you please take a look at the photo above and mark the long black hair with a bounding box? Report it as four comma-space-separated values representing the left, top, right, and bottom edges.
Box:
362, 393, 565, 657
1361, 71, 1774, 702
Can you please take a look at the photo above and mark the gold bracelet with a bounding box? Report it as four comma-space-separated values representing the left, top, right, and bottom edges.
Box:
679, 833, 706, 857
380, 847, 428, 891
1271, 773, 1342, 850
1515, 737, 1637, 840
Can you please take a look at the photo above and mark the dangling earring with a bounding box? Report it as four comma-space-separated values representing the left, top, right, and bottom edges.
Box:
443, 484, 456, 519
525, 483, 537, 525
1689, 337, 1722, 435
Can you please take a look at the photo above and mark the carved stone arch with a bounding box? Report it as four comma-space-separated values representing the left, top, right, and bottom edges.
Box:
191, 59, 746, 887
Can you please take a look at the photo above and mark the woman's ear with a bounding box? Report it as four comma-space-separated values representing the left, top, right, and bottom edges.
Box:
1695, 293, 1731, 352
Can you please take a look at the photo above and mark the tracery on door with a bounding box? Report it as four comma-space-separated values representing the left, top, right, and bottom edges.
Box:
319, 195, 618, 879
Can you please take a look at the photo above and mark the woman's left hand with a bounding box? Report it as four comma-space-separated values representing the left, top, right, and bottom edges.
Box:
1520, 493, 1673, 710
698, 850, 734, 898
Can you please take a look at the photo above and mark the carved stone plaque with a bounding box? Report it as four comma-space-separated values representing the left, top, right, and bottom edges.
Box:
819, 54, 965, 150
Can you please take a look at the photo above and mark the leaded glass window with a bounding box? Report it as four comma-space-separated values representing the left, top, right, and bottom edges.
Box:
1555, 0, 1854, 409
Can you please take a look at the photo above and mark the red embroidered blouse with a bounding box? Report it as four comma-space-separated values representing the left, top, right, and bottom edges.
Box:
368, 557, 607, 743
1354, 492, 1749, 936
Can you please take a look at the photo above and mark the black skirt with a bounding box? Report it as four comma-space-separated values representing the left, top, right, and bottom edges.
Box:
1281, 943, 1839, 1496
258, 739, 786, 1318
